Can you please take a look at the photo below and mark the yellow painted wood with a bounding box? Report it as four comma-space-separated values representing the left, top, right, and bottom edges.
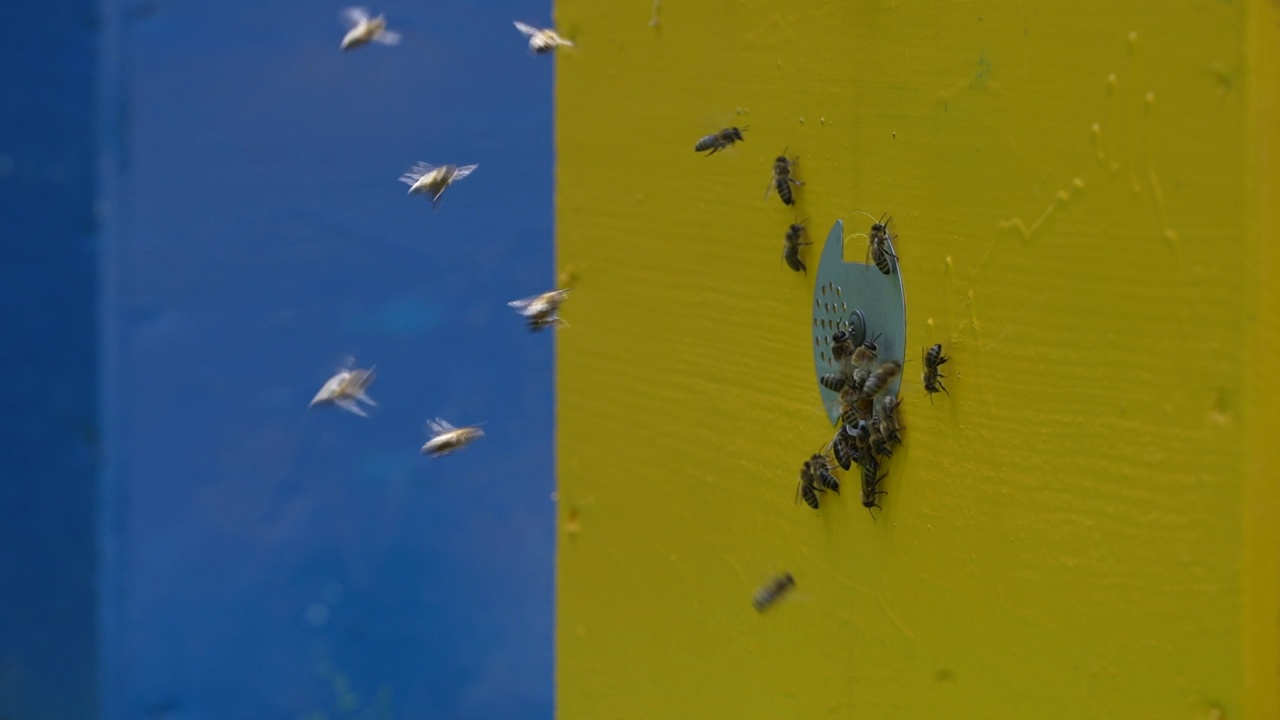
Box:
555, 2, 1278, 718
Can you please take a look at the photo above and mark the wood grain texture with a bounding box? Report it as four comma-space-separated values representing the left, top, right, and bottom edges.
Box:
555, 1, 1269, 718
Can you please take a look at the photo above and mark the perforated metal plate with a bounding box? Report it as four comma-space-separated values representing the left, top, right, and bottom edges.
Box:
812, 219, 907, 425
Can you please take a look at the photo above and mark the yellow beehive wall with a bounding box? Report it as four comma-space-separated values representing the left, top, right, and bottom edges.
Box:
555, 1, 1280, 718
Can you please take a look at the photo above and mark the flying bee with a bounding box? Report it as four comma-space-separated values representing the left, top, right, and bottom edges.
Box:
420, 418, 485, 457
806, 453, 840, 494
752, 572, 796, 613
861, 360, 903, 399
695, 126, 747, 155
309, 358, 378, 417
508, 288, 571, 332
923, 343, 951, 402
399, 162, 479, 209
340, 7, 401, 51
782, 221, 811, 273
513, 21, 575, 54
765, 149, 803, 206
795, 459, 825, 509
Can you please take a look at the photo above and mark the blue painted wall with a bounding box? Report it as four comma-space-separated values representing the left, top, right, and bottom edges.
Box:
6, 0, 556, 718
0, 0, 100, 718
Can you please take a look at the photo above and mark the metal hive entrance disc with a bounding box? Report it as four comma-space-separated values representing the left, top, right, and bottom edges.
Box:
811, 219, 907, 425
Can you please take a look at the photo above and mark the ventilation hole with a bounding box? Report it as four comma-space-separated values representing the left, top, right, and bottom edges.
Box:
835, 286, 842, 297
814, 298, 820, 308
821, 351, 828, 362
814, 336, 820, 346
820, 285, 827, 296
841, 301, 847, 311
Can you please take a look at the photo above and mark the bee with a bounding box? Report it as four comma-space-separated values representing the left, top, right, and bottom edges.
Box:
865, 215, 898, 275
851, 342, 878, 372
399, 162, 479, 209
795, 459, 825, 509
861, 360, 902, 399
868, 416, 893, 459
752, 572, 796, 613
420, 418, 485, 457
508, 288, 571, 332
765, 150, 803, 206
782, 221, 811, 273
819, 374, 848, 393
923, 343, 951, 402
836, 388, 873, 425
340, 7, 401, 51
860, 460, 888, 518
695, 127, 747, 156
878, 394, 904, 446
829, 431, 858, 471
513, 21, 575, 54
309, 359, 378, 417
829, 330, 856, 366
806, 453, 840, 494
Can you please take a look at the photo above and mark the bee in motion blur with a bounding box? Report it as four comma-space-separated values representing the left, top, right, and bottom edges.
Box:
782, 221, 811, 274
399, 162, 479, 209
513, 21, 575, 54
508, 288, 571, 332
420, 418, 485, 457
310, 358, 378, 417
752, 572, 796, 613
339, 7, 401, 51
923, 343, 950, 401
765, 150, 802, 206
694, 126, 747, 156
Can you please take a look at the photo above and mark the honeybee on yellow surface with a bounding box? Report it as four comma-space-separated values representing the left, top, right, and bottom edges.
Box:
922, 343, 951, 402
420, 418, 485, 457
339, 7, 401, 51
782, 221, 811, 273
866, 216, 898, 275
513, 21, 575, 54
795, 459, 825, 509
309, 358, 378, 417
752, 572, 796, 612
694, 127, 747, 155
805, 453, 840, 494
399, 162, 479, 209
860, 459, 888, 518
765, 150, 802, 206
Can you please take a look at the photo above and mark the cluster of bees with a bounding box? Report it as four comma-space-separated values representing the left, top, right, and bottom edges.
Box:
309, 8, 575, 455
332, 12, 956, 614
691, 131, 955, 613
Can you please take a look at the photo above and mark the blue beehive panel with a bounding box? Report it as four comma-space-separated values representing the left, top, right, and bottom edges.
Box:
97, 0, 556, 718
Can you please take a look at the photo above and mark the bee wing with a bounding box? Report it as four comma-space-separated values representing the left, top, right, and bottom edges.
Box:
427, 417, 458, 434
507, 295, 539, 311
513, 21, 540, 37
552, 32, 574, 47
341, 6, 371, 27
374, 29, 402, 45
764, 173, 776, 199
399, 162, 436, 185
334, 397, 370, 417
450, 164, 478, 182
